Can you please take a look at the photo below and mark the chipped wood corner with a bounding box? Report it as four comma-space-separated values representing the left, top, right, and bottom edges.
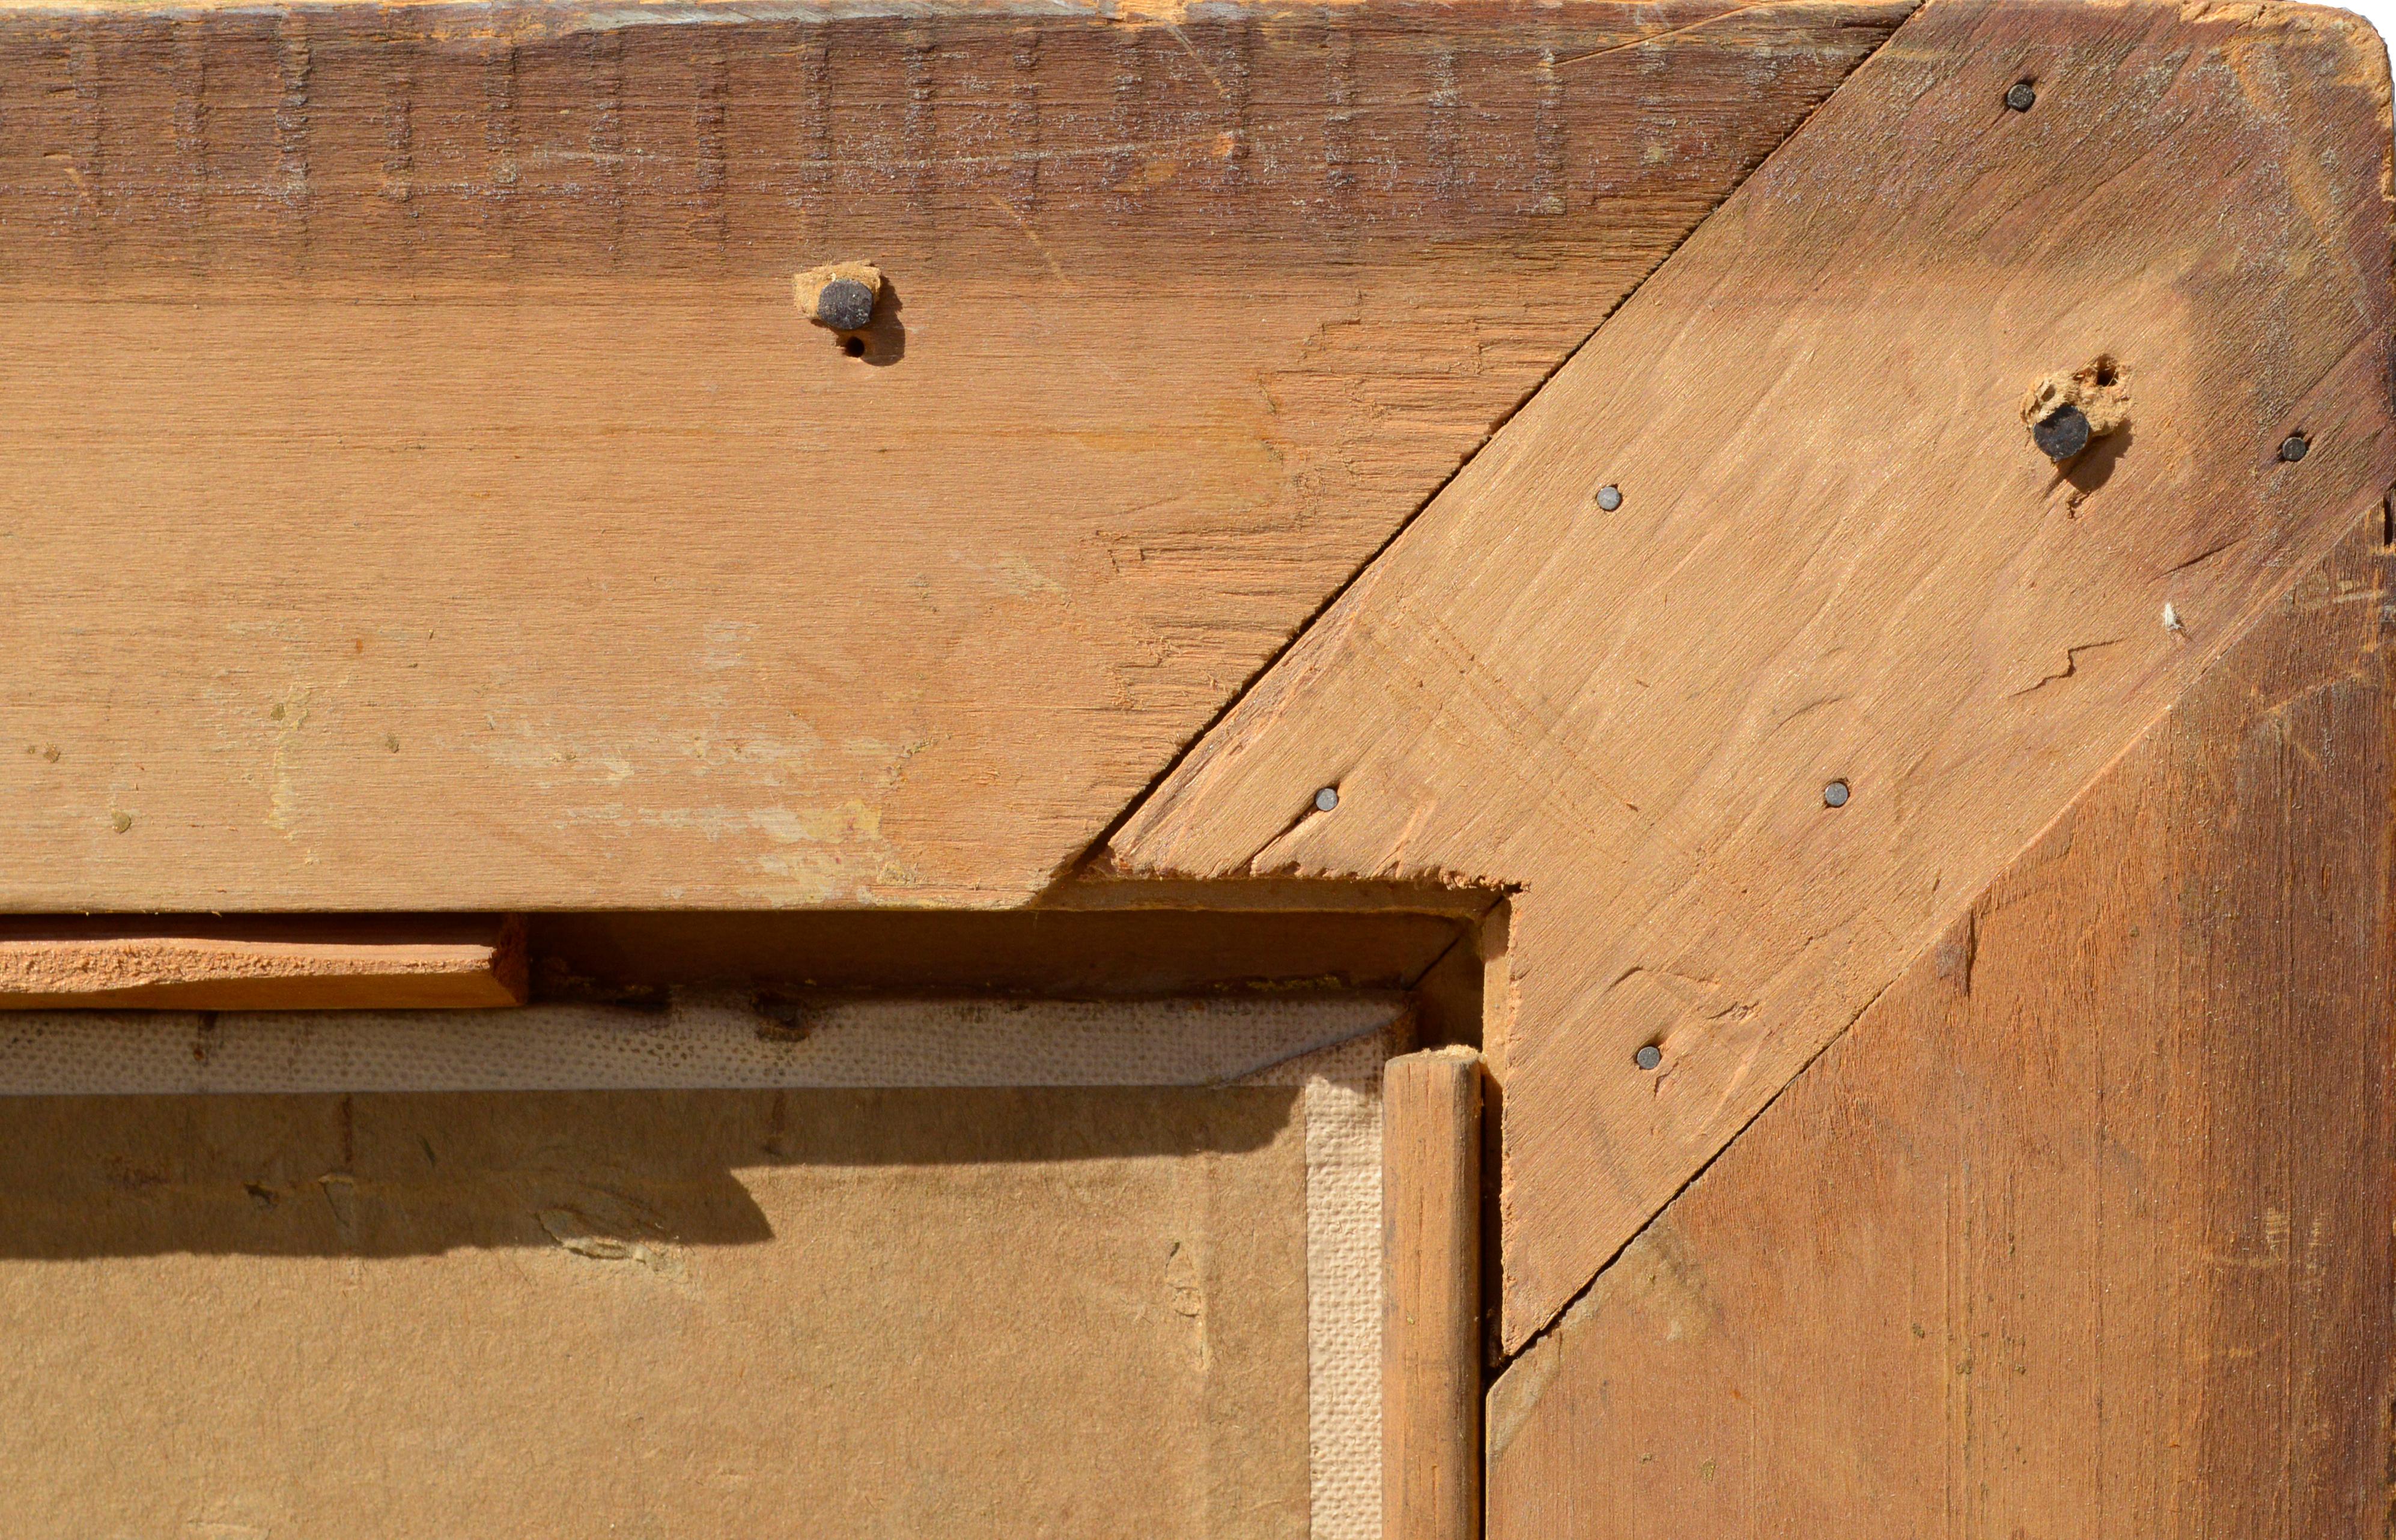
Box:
1107, 0, 2396, 1354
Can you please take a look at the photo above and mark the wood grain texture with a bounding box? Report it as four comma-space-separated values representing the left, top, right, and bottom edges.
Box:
0, 914, 525, 1008
1383, 1047, 1482, 1540
1483, 512, 2394, 1539
1107, 0, 2396, 1347
0, 0, 1908, 911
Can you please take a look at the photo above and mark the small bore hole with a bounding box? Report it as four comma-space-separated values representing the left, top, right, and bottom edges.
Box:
842, 336, 866, 359
1823, 779, 1851, 808
2091, 358, 2117, 387
1634, 1044, 1663, 1072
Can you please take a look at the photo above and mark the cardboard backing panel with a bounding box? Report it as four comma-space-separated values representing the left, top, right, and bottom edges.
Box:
0, 995, 1396, 1539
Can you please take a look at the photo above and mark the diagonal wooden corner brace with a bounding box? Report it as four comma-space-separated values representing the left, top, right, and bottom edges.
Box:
1102, 0, 2396, 1354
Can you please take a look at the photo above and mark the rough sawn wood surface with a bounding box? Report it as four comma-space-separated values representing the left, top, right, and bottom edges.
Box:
1108, 0, 2396, 1347
0, 0, 1907, 910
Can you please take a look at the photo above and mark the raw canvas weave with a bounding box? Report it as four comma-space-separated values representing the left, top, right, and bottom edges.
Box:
1304, 1075, 1384, 1540
0, 990, 1399, 1094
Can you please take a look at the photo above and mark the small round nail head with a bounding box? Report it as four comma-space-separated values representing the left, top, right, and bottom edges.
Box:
1635, 1044, 1663, 1072
2033, 404, 2090, 461
1823, 779, 1850, 808
1595, 485, 1623, 512
1314, 786, 1339, 813
2004, 81, 2036, 112
2278, 434, 2309, 463
816, 277, 877, 333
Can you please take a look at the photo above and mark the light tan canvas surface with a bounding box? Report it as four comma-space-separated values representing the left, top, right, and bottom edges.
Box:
0, 995, 1394, 1539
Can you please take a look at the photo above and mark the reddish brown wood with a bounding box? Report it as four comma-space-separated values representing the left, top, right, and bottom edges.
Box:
1107, 0, 2396, 1351
1485, 513, 2395, 1538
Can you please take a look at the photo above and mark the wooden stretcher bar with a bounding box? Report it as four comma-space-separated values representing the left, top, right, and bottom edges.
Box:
0, 0, 2389, 1533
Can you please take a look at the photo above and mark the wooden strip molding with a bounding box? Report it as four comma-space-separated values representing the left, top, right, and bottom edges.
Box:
0, 916, 527, 1009
1483, 514, 2395, 1538
1382, 1047, 1483, 1540
0, 0, 1909, 912
1106, 0, 2396, 1348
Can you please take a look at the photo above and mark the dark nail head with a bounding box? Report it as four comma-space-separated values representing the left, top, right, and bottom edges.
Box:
2033, 404, 2090, 461
1635, 1044, 1662, 1072
1595, 485, 1623, 512
2278, 433, 2309, 463
2004, 81, 2036, 112
1823, 779, 1851, 808
816, 277, 877, 333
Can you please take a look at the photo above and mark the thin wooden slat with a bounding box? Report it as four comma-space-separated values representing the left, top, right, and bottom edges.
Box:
1483, 512, 2394, 1539
1383, 1047, 1483, 1540
0, 0, 1910, 912
1106, 0, 2395, 1347
0, 915, 527, 1008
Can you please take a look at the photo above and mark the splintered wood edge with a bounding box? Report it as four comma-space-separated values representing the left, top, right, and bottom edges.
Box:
1103, 0, 2396, 1349
0, 915, 529, 1009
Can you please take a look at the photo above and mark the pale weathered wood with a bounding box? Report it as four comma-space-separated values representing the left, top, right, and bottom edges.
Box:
1383, 1047, 1482, 1540
1107, 0, 2396, 1347
1483, 512, 2394, 1539
0, 0, 1907, 911
0, 915, 526, 1008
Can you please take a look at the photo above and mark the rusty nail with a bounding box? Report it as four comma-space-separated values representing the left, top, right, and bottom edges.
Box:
816, 277, 877, 333
2033, 404, 2090, 461
2004, 81, 2036, 112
